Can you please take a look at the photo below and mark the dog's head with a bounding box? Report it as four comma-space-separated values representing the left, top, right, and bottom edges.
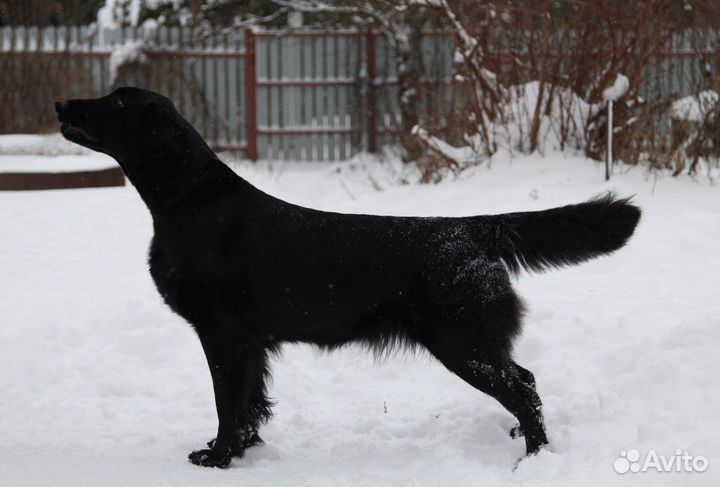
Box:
56, 87, 186, 166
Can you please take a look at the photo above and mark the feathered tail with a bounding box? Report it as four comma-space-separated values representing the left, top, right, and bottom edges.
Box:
483, 193, 641, 275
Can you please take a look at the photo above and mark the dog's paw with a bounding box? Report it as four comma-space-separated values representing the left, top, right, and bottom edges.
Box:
207, 432, 264, 452
512, 443, 550, 471
524, 438, 550, 457
188, 448, 232, 468
242, 431, 265, 448
509, 424, 524, 439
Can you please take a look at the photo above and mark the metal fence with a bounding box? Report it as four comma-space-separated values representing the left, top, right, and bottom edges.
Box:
0, 25, 717, 160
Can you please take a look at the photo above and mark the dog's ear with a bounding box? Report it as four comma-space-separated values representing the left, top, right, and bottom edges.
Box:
140, 101, 184, 159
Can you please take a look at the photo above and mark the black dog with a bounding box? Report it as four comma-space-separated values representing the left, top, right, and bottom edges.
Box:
56, 87, 640, 468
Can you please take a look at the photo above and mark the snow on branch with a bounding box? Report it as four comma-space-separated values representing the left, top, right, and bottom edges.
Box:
437, 0, 499, 101
109, 39, 147, 84
268, 0, 424, 47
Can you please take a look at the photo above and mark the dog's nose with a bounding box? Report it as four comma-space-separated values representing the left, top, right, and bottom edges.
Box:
55, 101, 68, 113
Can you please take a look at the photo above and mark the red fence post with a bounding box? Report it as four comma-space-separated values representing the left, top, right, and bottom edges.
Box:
244, 27, 258, 161
366, 27, 378, 154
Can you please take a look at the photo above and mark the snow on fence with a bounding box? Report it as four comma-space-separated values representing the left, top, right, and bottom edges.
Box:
0, 25, 717, 160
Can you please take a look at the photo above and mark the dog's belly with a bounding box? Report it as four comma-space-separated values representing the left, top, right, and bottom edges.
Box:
148, 236, 416, 343
226, 250, 413, 338
251, 287, 416, 345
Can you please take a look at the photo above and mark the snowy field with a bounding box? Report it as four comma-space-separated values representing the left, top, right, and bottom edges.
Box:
1, 139, 719, 486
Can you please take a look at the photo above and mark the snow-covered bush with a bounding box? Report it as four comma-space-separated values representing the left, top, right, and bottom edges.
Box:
414, 81, 601, 181
672, 90, 719, 123
410, 0, 707, 180
665, 90, 720, 176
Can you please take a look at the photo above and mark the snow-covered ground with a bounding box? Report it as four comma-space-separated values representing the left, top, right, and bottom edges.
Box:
1, 139, 719, 486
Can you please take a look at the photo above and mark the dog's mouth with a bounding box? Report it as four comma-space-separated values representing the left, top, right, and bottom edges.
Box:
60, 122, 100, 146
56, 100, 102, 147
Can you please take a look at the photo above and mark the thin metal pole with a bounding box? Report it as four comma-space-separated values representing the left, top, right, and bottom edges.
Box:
606, 99, 613, 181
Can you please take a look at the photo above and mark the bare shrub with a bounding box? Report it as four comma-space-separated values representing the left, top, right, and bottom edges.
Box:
412, 0, 717, 179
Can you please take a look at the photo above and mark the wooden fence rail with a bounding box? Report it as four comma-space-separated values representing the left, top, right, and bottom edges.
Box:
1, 25, 717, 160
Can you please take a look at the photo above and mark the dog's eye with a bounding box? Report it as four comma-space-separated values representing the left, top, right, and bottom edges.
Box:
115, 99, 124, 109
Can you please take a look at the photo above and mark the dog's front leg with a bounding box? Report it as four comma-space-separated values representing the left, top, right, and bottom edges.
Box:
188, 331, 266, 468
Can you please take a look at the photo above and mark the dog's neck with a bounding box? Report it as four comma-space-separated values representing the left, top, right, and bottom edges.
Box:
119, 148, 256, 220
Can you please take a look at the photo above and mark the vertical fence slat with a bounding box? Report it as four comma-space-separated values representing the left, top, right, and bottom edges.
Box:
240, 29, 246, 152
244, 28, 258, 161
212, 30, 220, 148
222, 31, 232, 149
279, 35, 288, 160
367, 29, 378, 153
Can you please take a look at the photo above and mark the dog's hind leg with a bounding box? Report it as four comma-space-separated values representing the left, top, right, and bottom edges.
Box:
421, 292, 548, 456
507, 363, 536, 438
189, 332, 270, 468
430, 348, 547, 455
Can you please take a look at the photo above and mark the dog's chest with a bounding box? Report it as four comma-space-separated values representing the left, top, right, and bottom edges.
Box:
148, 238, 183, 308
147, 235, 253, 326
146, 237, 215, 315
